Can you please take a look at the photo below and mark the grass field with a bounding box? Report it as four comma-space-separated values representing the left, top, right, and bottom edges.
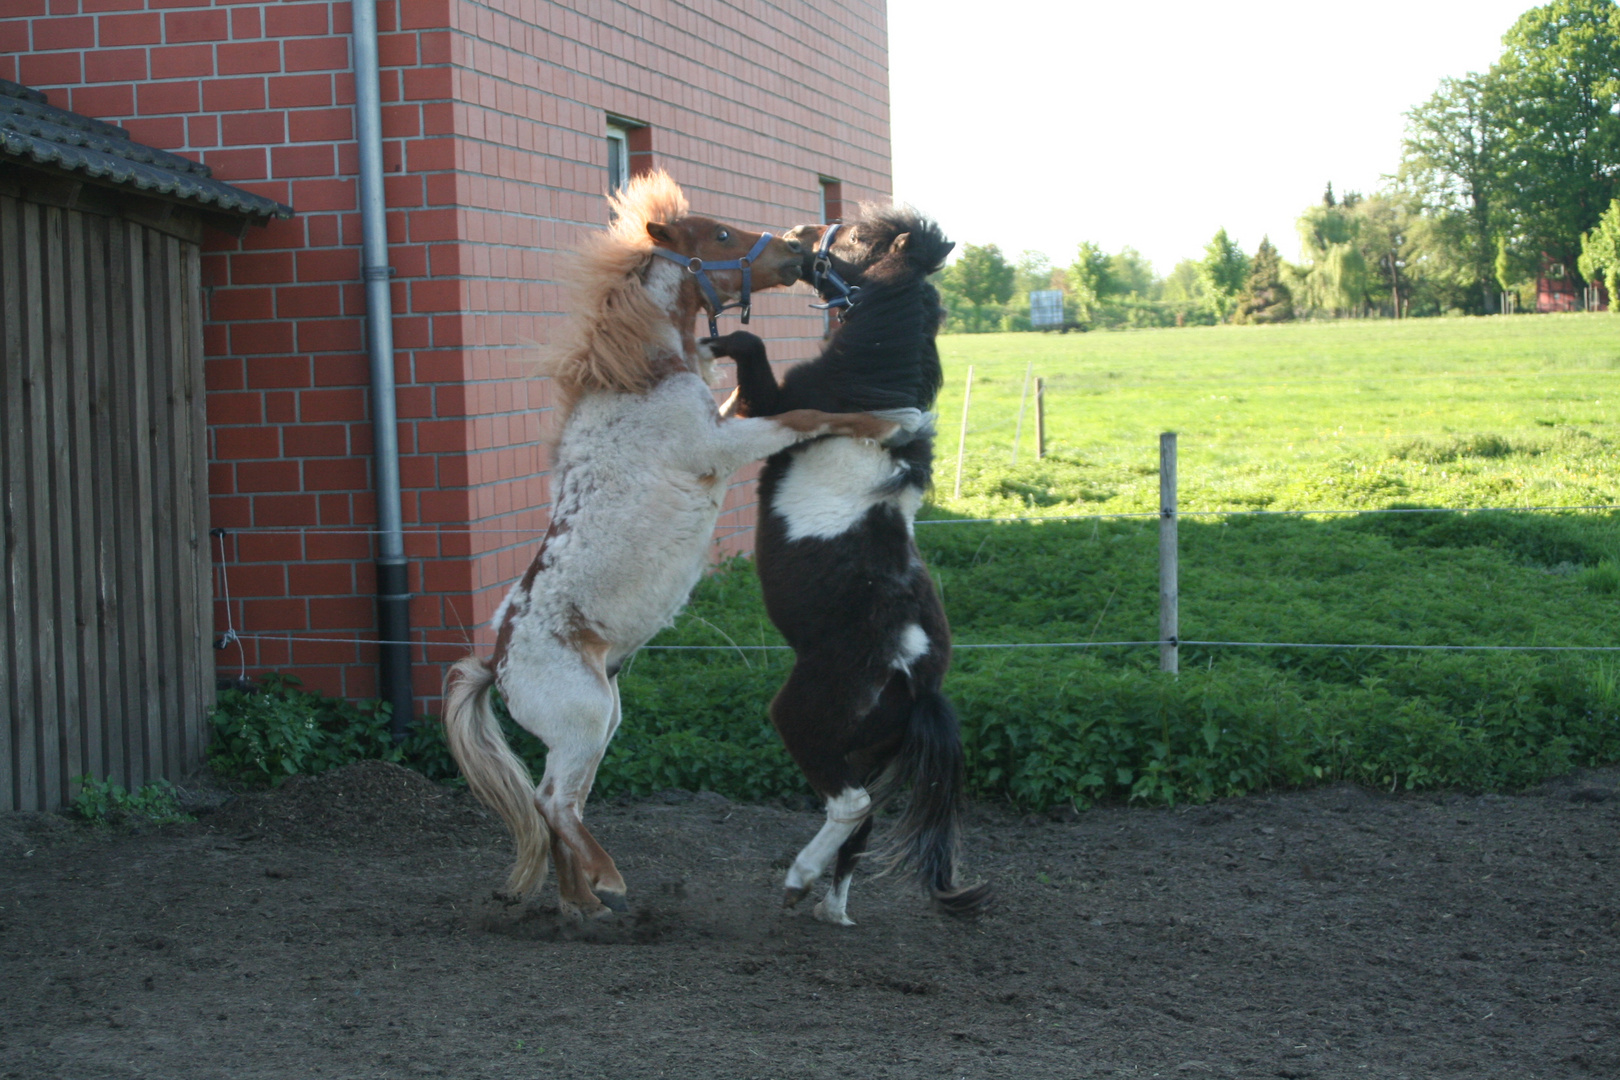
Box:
931, 314, 1619, 517
588, 315, 1620, 809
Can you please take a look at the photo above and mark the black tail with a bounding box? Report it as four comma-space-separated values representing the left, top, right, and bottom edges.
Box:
872, 689, 991, 916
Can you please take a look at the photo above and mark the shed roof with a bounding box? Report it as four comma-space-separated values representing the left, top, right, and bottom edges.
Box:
0, 79, 291, 222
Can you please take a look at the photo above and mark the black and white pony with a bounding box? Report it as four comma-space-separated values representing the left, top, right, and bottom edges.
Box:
704, 207, 990, 925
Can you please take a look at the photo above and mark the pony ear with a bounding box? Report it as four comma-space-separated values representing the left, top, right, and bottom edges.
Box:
892, 232, 910, 253
646, 221, 676, 245
940, 241, 956, 260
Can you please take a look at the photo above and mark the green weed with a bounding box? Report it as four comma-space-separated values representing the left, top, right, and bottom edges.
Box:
209, 673, 399, 786
72, 775, 192, 827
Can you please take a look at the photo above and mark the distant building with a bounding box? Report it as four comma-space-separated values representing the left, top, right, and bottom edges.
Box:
1537, 255, 1608, 312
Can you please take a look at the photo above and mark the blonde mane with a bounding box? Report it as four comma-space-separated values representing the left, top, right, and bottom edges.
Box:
541, 171, 693, 415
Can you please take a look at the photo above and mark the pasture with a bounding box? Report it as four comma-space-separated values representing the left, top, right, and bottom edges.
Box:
597, 315, 1620, 810
932, 314, 1618, 518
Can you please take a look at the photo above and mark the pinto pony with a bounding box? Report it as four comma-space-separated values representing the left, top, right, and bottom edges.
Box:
704, 207, 991, 925
443, 173, 918, 919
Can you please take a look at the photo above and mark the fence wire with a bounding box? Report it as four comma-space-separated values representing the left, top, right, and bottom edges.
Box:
210, 497, 1619, 667
222, 630, 1620, 657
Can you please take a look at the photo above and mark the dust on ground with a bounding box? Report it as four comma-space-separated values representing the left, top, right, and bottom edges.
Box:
2, 760, 1616, 1079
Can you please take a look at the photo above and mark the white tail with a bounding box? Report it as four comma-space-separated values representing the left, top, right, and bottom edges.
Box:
442, 657, 551, 897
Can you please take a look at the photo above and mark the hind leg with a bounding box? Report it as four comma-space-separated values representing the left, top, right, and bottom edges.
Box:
504, 648, 626, 919
783, 786, 871, 911
813, 817, 874, 926
556, 677, 629, 913
773, 662, 911, 920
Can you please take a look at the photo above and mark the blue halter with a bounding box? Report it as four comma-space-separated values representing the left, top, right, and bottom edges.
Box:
809, 223, 860, 318
649, 231, 776, 338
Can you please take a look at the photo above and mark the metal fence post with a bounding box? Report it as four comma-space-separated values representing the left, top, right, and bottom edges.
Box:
1011, 362, 1032, 464
953, 364, 973, 499
1159, 432, 1179, 674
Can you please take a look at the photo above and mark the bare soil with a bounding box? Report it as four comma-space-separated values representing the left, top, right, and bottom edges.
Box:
2, 761, 1617, 1080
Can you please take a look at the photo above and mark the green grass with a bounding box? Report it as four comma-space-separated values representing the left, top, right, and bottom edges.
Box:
218, 316, 1620, 809
931, 315, 1619, 518
597, 315, 1620, 808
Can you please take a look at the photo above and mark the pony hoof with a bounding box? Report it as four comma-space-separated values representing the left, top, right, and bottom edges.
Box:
782, 884, 812, 909
559, 900, 612, 921
596, 889, 630, 913
812, 901, 855, 927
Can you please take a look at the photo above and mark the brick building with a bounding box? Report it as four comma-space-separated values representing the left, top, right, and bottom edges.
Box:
3, 0, 892, 711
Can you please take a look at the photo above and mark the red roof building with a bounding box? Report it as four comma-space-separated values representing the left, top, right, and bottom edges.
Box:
4, 0, 891, 712
1537, 255, 1609, 313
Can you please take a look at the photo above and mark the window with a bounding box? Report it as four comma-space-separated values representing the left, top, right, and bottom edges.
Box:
606, 123, 631, 196
606, 117, 651, 199
819, 178, 844, 224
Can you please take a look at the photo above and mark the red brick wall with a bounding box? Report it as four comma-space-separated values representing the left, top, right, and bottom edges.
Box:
6, 0, 891, 708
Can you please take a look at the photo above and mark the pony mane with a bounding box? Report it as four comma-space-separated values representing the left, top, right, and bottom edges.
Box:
778, 204, 949, 414
849, 203, 955, 276
540, 171, 692, 414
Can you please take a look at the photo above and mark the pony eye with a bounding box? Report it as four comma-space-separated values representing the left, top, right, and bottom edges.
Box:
717, 228, 730, 242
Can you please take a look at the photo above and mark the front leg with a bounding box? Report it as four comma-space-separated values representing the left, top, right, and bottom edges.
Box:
703, 331, 784, 417
699, 409, 923, 478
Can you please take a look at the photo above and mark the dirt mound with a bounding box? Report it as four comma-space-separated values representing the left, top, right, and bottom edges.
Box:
206, 760, 499, 849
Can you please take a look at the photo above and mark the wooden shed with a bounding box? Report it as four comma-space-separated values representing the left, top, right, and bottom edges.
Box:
1, 78, 289, 812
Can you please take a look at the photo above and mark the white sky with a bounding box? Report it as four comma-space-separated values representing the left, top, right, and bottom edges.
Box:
888, 0, 1537, 274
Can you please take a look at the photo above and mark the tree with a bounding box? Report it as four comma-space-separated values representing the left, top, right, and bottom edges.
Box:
1296, 198, 1370, 316
1067, 241, 1111, 322
1489, 0, 1620, 283
1400, 73, 1504, 312
1014, 250, 1056, 295
1352, 195, 1416, 316
1162, 260, 1206, 305
1106, 247, 1157, 299
1578, 197, 1620, 306
1198, 228, 1248, 321
1233, 237, 1294, 323
937, 243, 1015, 332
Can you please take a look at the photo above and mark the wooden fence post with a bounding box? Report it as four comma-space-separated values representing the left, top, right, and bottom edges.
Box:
1035, 377, 1046, 460
1159, 432, 1179, 674
953, 364, 973, 499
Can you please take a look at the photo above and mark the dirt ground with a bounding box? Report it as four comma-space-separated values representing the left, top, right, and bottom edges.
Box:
2, 762, 1616, 1080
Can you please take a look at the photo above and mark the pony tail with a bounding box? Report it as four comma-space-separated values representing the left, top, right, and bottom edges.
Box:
871, 689, 992, 916
442, 657, 551, 897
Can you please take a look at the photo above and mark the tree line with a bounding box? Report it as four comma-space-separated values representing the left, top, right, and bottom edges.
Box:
935, 0, 1620, 332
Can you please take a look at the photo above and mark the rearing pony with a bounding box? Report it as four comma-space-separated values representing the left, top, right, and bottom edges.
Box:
443, 173, 917, 920
704, 206, 991, 925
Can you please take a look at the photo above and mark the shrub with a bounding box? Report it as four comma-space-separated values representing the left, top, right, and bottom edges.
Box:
209, 673, 399, 786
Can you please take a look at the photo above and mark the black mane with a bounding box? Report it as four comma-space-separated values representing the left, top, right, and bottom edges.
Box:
777, 206, 950, 413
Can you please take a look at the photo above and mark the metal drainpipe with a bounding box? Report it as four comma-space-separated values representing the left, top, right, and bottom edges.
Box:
350, 0, 413, 737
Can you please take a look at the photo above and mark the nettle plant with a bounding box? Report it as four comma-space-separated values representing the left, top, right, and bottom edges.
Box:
72, 776, 192, 827
209, 673, 398, 786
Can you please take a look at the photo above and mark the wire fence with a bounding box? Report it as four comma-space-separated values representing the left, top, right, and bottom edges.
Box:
210, 477, 1620, 668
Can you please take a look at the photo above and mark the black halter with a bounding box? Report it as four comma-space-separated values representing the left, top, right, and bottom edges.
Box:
649, 231, 776, 338
809, 223, 860, 318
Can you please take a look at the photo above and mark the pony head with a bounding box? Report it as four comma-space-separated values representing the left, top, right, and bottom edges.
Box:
785, 205, 954, 292
545, 171, 806, 410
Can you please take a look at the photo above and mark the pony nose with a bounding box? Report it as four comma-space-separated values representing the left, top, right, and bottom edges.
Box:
783, 237, 803, 254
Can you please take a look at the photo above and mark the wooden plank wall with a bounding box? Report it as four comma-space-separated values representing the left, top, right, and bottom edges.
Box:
0, 192, 213, 812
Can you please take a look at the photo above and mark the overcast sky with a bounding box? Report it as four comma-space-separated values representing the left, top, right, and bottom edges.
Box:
887, 0, 1538, 274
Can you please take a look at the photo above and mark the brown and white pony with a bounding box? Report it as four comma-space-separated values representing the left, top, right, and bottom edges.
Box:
705, 206, 990, 925
443, 173, 919, 919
